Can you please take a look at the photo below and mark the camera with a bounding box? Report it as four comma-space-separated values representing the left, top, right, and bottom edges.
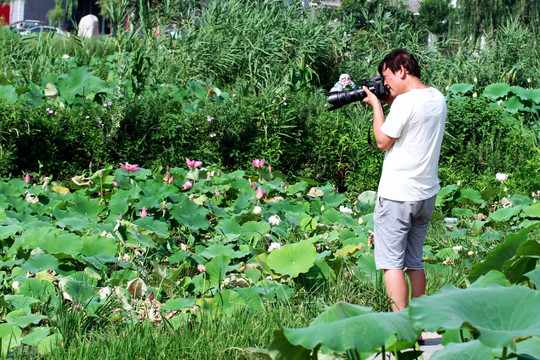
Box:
325, 75, 389, 111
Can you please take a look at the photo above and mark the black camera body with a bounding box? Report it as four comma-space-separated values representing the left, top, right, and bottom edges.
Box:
325, 75, 389, 111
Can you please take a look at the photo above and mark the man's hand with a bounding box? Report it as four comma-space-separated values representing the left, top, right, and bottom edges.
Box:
361, 87, 396, 151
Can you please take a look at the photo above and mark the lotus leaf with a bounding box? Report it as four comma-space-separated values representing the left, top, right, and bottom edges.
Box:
21, 254, 59, 273
456, 189, 485, 205
81, 234, 118, 257
161, 298, 197, 312
409, 285, 540, 348
488, 205, 523, 222
0, 323, 22, 355
502, 96, 525, 113
267, 241, 317, 277
6, 310, 46, 328
65, 280, 96, 303
22, 327, 51, 347
275, 310, 417, 355
430, 339, 492, 360
5, 295, 40, 314
511, 336, 540, 359
482, 83, 511, 100
205, 255, 233, 288
37, 332, 63, 355
57, 66, 108, 104
448, 83, 474, 95
134, 217, 170, 238
23, 227, 83, 258
502, 238, 540, 283
198, 244, 249, 259
469, 227, 531, 282
17, 279, 56, 302
241, 221, 271, 245
169, 196, 210, 231
525, 268, 540, 286
523, 203, 540, 218
66, 193, 102, 219
215, 218, 243, 242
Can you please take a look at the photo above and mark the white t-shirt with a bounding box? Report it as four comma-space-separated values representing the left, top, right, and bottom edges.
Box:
377, 87, 447, 201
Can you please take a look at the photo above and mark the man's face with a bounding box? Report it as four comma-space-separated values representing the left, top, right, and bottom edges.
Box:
381, 65, 404, 98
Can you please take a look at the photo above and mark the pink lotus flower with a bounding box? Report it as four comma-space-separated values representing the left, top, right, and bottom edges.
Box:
197, 264, 207, 273
112, 181, 119, 187
119, 162, 140, 172
496, 173, 508, 182
256, 187, 264, 199
168, 176, 174, 184
24, 173, 31, 184
182, 181, 193, 190
186, 158, 203, 168
251, 159, 265, 168
252, 183, 257, 189
139, 206, 148, 217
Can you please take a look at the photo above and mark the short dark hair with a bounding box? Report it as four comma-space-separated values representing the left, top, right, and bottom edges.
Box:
378, 49, 421, 78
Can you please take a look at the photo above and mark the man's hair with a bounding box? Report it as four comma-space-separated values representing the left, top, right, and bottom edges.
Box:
378, 49, 421, 78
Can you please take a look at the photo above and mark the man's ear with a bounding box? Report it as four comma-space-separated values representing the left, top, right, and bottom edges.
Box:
397, 65, 407, 79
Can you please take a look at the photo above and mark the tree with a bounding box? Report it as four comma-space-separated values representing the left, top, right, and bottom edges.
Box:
418, 0, 452, 35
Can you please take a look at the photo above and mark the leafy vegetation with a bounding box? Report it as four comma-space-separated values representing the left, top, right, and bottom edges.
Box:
0, 0, 539, 358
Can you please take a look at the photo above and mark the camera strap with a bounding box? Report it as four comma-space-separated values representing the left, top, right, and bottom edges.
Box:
367, 127, 378, 150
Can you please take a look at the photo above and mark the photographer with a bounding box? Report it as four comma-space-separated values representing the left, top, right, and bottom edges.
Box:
361, 49, 447, 312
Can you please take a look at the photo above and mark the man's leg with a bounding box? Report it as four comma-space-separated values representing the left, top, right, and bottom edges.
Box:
384, 269, 409, 312
406, 268, 426, 299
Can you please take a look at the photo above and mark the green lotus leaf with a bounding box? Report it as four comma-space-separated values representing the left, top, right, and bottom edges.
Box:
188, 80, 207, 100
278, 310, 417, 355
430, 339, 492, 360
5, 295, 40, 314
205, 255, 233, 288
502, 96, 525, 114
65, 280, 96, 303
67, 193, 102, 218
23, 227, 83, 258
214, 218, 242, 242
322, 191, 347, 207
0, 224, 23, 240
241, 221, 271, 244
268, 328, 312, 359
482, 83, 510, 100
198, 244, 249, 259
448, 83, 474, 95
57, 66, 108, 104
169, 196, 210, 232
134, 217, 170, 238
523, 203, 540, 218
488, 205, 523, 222
267, 241, 317, 278
37, 332, 63, 355
511, 336, 540, 359
81, 234, 118, 257
469, 227, 531, 282
6, 310, 46, 328
21, 254, 59, 274
0, 323, 22, 355
0, 84, 18, 104
17, 279, 56, 302
525, 268, 540, 286
310, 301, 372, 326
502, 238, 540, 283
468, 270, 508, 288
286, 180, 308, 195
410, 285, 540, 348
214, 289, 246, 315
456, 189, 484, 205
161, 297, 197, 312
22, 327, 51, 347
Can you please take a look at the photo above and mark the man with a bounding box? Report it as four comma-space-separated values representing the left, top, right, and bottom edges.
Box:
362, 49, 447, 312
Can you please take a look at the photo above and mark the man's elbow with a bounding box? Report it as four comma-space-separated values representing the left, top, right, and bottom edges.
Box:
376, 138, 396, 151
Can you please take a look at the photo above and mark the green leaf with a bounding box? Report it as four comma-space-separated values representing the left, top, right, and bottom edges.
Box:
448, 83, 473, 95
512, 336, 540, 359
187, 80, 207, 100
410, 285, 540, 348
21, 254, 59, 273
482, 83, 510, 100
241, 221, 271, 243
17, 279, 56, 302
5, 295, 40, 314
161, 298, 196, 312
198, 244, 249, 259
523, 203, 540, 218
6, 310, 46, 328
66, 193, 102, 219
57, 66, 107, 104
22, 327, 51, 347
280, 310, 417, 354
502, 96, 525, 114
286, 180, 308, 195
37, 333, 62, 355
456, 189, 484, 205
430, 340, 492, 360
215, 218, 242, 242
488, 206, 523, 222
469, 227, 531, 282
24, 227, 83, 258
0, 84, 18, 104
0, 323, 22, 355
134, 217, 169, 238
81, 234, 118, 257
267, 241, 317, 278
169, 196, 210, 232
525, 268, 540, 286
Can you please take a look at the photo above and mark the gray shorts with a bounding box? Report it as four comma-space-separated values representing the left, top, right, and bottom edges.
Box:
373, 195, 436, 270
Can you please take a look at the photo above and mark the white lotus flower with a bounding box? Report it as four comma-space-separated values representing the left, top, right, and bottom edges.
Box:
267, 242, 282, 252
268, 214, 281, 226
339, 205, 353, 214
253, 205, 262, 214
496, 173, 508, 182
